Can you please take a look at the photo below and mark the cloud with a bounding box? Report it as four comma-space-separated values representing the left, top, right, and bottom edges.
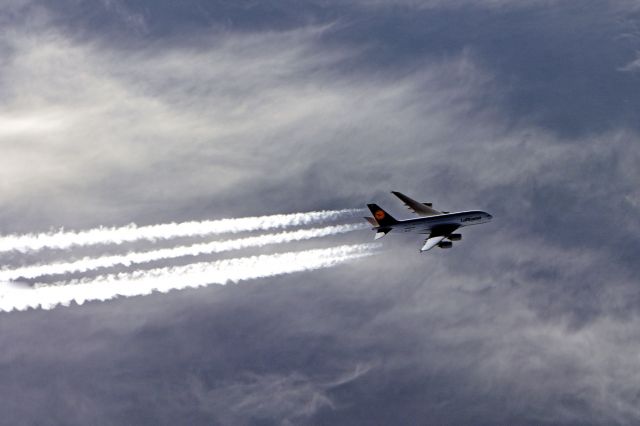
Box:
0, 23, 495, 231
350, 0, 561, 9
0, 25, 352, 228
191, 365, 370, 425
1, 2, 640, 425
619, 53, 640, 71
99, 0, 148, 33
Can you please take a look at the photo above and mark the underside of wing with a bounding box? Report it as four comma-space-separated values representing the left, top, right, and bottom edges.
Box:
429, 224, 459, 238
391, 191, 442, 217
420, 224, 460, 252
420, 236, 446, 252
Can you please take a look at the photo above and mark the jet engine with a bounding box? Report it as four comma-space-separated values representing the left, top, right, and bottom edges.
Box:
447, 233, 462, 241
437, 241, 453, 249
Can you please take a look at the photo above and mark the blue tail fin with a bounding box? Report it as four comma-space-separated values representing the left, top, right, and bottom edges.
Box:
366, 204, 398, 227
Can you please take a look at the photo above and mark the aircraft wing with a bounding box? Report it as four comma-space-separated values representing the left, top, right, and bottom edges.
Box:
391, 191, 442, 217
420, 236, 447, 252
420, 224, 460, 252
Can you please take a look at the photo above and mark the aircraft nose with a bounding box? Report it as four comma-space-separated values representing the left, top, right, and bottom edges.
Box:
487, 214, 493, 220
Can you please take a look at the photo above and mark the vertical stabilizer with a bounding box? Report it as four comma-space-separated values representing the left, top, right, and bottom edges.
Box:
366, 204, 398, 227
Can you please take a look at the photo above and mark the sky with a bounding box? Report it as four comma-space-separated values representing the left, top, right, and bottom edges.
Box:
1, 0, 640, 424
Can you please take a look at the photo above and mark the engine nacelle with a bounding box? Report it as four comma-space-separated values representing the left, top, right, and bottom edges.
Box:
437, 241, 453, 249
448, 233, 462, 241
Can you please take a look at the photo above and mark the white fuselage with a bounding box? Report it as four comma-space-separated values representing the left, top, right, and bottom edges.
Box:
383, 210, 493, 234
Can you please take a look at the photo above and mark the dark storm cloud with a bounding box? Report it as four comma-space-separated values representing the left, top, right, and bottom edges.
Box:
12, 0, 640, 137
2, 0, 640, 425
329, 0, 640, 137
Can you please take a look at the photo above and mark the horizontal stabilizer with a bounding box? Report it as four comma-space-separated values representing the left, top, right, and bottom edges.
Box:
364, 217, 379, 227
375, 228, 391, 240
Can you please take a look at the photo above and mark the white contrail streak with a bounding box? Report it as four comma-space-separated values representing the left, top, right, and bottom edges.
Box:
0, 223, 367, 281
0, 209, 362, 253
0, 244, 380, 311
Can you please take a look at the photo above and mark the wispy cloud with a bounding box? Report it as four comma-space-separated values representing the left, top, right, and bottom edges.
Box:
192, 364, 371, 424
619, 53, 640, 72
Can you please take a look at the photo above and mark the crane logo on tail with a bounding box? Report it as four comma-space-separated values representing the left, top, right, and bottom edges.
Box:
374, 210, 386, 220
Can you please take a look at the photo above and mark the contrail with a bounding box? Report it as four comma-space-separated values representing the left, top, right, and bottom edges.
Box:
0, 244, 380, 311
0, 223, 367, 281
0, 209, 362, 253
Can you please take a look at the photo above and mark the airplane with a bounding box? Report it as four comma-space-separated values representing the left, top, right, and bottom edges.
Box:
364, 191, 493, 252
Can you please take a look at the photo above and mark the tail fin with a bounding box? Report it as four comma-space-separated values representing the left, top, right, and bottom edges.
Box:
366, 204, 398, 227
